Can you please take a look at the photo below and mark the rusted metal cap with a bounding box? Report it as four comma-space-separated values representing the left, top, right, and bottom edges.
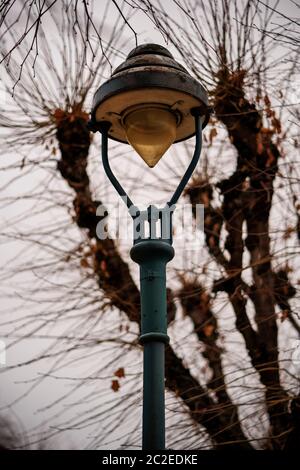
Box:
91, 43, 209, 144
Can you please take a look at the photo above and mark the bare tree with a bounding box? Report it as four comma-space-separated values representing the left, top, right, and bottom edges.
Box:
0, 0, 299, 449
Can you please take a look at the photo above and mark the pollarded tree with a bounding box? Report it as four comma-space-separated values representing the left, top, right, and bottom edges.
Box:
0, 0, 299, 449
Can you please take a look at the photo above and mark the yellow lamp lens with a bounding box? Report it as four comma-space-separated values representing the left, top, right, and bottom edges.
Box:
124, 107, 177, 167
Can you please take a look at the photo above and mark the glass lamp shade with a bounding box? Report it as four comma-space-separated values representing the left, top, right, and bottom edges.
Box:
123, 107, 177, 167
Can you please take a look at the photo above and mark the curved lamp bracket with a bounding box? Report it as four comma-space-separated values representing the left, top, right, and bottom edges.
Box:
88, 107, 203, 244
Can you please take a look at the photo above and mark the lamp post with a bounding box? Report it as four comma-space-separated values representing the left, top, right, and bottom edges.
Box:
89, 44, 209, 450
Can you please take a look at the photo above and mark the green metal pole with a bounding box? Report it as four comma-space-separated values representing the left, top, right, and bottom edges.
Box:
130, 239, 174, 450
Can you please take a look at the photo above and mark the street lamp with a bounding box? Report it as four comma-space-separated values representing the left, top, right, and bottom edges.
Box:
89, 43, 209, 450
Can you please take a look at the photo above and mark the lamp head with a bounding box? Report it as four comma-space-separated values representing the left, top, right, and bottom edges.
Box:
91, 44, 209, 167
